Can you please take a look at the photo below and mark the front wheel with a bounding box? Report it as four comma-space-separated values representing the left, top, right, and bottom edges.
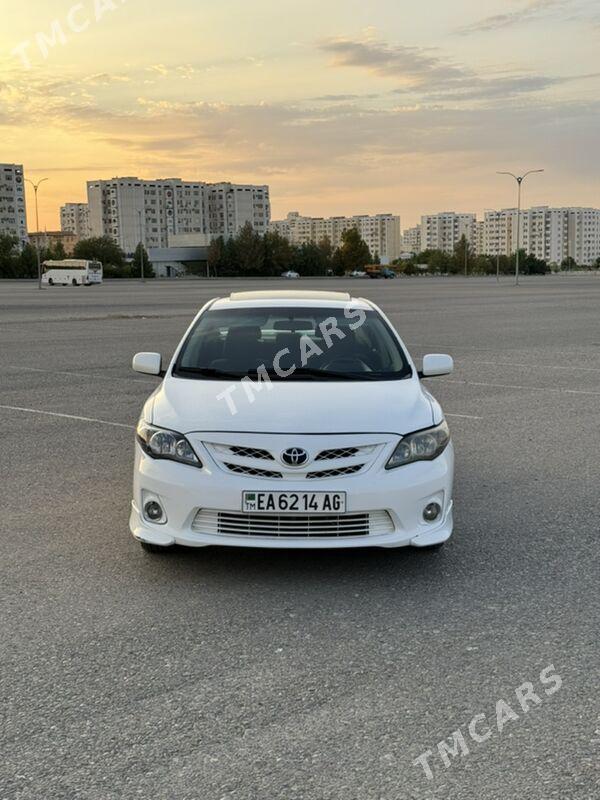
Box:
140, 540, 173, 554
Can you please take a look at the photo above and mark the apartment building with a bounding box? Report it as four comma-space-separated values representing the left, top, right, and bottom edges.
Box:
29, 230, 79, 255
0, 163, 28, 247
207, 183, 270, 239
402, 225, 421, 253
87, 177, 270, 255
484, 207, 600, 266
270, 212, 402, 261
420, 212, 477, 254
60, 203, 91, 239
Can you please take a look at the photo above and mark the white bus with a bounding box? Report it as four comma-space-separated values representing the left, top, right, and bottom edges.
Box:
42, 259, 103, 286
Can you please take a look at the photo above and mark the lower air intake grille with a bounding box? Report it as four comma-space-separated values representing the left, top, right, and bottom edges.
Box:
191, 509, 394, 538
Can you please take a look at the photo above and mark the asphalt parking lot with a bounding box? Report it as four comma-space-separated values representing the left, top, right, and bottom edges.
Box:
1, 275, 599, 799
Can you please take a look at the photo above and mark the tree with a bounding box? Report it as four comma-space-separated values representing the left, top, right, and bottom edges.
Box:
50, 240, 67, 260
19, 243, 40, 278
235, 223, 265, 276
521, 251, 549, 275
132, 243, 154, 278
0, 235, 19, 278
263, 231, 294, 276
331, 228, 371, 275
73, 236, 126, 268
372, 251, 381, 265
293, 242, 329, 276
317, 237, 334, 275
207, 236, 226, 277
560, 256, 577, 272
452, 235, 474, 275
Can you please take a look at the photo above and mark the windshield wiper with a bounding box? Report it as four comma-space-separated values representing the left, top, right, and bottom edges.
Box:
285, 367, 380, 381
174, 366, 246, 380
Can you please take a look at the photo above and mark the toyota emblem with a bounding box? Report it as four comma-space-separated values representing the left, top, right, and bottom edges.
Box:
281, 447, 309, 467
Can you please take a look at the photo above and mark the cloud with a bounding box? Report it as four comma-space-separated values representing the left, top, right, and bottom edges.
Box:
319, 32, 600, 104
457, 0, 568, 34
319, 36, 470, 89
309, 93, 382, 102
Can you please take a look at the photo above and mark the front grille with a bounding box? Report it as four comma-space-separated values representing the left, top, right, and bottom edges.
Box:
224, 463, 283, 479
306, 464, 365, 480
229, 445, 274, 461
316, 447, 360, 461
191, 509, 395, 538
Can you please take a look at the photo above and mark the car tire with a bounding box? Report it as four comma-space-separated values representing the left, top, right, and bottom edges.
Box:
140, 540, 173, 554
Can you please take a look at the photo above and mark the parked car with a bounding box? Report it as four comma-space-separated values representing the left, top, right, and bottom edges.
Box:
349, 270, 367, 278
281, 270, 300, 279
130, 290, 455, 554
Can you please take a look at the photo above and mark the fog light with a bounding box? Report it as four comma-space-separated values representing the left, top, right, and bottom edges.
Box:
144, 500, 164, 523
423, 502, 442, 523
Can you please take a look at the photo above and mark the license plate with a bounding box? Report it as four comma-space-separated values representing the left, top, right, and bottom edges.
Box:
242, 491, 347, 514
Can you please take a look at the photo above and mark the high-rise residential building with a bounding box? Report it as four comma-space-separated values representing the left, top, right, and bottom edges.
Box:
207, 183, 270, 239
484, 207, 600, 266
60, 203, 91, 239
475, 220, 485, 256
0, 163, 28, 247
420, 212, 477, 254
87, 177, 270, 255
269, 212, 402, 261
402, 225, 421, 253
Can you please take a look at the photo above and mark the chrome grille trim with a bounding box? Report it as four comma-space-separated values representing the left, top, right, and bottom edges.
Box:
191, 509, 395, 538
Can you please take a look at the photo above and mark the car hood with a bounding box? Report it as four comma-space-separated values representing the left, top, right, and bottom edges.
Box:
151, 376, 434, 435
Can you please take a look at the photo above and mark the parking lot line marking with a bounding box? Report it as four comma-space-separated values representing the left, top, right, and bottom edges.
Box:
441, 379, 600, 397
445, 413, 483, 420
0, 404, 134, 429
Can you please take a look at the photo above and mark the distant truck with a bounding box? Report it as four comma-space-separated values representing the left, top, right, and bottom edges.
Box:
366, 266, 396, 279
42, 259, 103, 286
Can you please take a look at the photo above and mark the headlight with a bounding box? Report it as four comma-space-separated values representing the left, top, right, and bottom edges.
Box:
136, 421, 202, 468
386, 420, 450, 470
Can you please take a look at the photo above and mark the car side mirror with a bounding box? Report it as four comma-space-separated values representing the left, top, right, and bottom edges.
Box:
132, 352, 164, 377
420, 354, 453, 378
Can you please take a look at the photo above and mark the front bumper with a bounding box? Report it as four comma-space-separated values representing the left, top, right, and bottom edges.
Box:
129, 440, 454, 550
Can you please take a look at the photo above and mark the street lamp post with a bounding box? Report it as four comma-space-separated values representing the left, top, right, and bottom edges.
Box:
497, 170, 544, 285
25, 177, 49, 290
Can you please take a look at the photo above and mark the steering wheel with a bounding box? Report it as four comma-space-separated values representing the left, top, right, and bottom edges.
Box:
322, 356, 372, 372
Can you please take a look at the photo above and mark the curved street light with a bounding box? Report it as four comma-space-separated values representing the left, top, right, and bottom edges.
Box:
25, 177, 49, 290
497, 170, 544, 285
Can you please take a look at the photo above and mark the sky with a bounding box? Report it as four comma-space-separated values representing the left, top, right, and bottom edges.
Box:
1, 0, 599, 229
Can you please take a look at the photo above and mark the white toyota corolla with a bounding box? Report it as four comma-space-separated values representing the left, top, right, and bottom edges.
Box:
130, 290, 455, 553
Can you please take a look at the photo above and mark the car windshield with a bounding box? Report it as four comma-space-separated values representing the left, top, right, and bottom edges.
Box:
173, 306, 412, 381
